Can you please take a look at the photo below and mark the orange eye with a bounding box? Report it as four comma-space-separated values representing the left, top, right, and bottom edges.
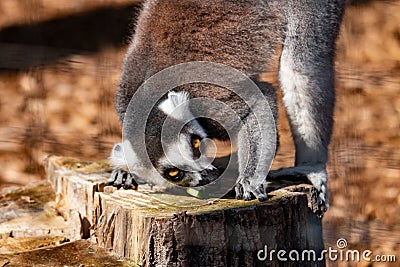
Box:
168, 169, 180, 177
165, 168, 184, 181
192, 138, 201, 149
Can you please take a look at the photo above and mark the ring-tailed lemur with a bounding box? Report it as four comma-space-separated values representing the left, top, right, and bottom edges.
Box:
107, 0, 345, 211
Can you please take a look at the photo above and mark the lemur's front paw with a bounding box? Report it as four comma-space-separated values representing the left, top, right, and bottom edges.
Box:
268, 164, 329, 212
107, 168, 138, 190
235, 179, 268, 202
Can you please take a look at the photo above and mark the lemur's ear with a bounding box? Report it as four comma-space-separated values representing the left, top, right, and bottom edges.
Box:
159, 91, 193, 121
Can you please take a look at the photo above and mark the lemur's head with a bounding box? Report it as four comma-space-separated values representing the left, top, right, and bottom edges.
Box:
149, 90, 222, 186
111, 91, 223, 187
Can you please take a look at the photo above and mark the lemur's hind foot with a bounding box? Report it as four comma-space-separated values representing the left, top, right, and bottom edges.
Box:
268, 164, 329, 214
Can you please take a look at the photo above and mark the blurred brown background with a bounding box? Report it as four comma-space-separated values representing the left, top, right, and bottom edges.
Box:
0, 0, 399, 266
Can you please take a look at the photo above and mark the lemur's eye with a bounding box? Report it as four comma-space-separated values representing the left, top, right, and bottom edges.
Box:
191, 135, 202, 159
191, 135, 201, 149
165, 168, 184, 181
192, 138, 201, 149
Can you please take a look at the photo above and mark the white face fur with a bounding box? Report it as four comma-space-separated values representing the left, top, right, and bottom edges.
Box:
110, 91, 221, 187
158, 91, 222, 186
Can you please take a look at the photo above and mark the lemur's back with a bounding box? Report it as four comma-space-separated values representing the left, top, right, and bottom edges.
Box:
117, 0, 284, 120
138, 0, 283, 72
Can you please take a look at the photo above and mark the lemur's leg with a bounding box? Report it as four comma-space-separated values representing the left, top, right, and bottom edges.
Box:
271, 1, 344, 210
235, 109, 275, 201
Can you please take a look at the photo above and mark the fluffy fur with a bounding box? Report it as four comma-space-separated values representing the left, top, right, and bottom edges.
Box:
109, 0, 345, 210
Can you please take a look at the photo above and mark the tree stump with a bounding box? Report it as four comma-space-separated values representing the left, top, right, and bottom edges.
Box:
45, 156, 113, 239
46, 156, 325, 267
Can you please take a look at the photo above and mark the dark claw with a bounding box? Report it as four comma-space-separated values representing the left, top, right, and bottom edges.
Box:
115, 170, 126, 188
107, 169, 138, 190
254, 186, 268, 201
107, 169, 120, 186
242, 192, 253, 201
258, 196, 268, 202
124, 173, 139, 190
317, 200, 327, 218
235, 183, 244, 200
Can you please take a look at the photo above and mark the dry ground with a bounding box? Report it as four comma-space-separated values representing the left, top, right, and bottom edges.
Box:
0, 1, 399, 266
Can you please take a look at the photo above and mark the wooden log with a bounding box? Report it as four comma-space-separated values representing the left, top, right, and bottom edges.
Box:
92, 185, 324, 267
45, 155, 112, 238
46, 156, 325, 266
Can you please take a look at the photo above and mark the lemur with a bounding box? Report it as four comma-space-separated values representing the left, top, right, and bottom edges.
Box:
107, 0, 345, 211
